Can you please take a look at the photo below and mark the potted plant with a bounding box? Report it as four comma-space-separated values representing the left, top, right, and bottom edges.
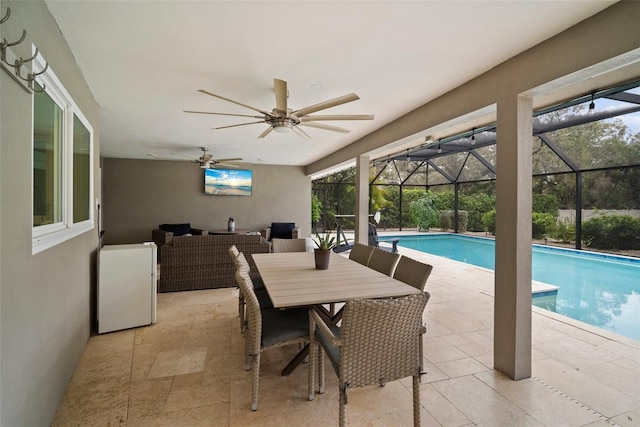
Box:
313, 232, 336, 270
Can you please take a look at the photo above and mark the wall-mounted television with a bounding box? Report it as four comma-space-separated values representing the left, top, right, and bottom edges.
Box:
204, 168, 252, 196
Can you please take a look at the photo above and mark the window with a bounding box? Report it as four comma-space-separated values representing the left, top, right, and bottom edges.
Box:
32, 51, 93, 254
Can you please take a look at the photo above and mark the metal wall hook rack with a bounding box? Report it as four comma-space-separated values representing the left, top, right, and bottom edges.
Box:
0, 7, 10, 24
0, 7, 49, 93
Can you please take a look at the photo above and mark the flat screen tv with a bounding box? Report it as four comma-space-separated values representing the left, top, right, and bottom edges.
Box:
204, 168, 252, 196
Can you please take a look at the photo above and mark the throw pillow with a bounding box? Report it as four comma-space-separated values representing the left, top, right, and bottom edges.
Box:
270, 222, 295, 240
160, 223, 191, 236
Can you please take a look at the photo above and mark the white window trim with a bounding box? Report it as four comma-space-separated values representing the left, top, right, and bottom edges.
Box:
32, 48, 94, 254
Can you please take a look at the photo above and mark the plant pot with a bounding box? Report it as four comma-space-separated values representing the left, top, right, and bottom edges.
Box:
314, 249, 331, 270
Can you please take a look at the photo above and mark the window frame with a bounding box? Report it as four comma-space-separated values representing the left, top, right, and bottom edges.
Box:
32, 49, 94, 254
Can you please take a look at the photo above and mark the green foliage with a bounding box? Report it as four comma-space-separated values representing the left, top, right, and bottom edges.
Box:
482, 209, 496, 234
431, 191, 455, 211
409, 195, 439, 231
311, 195, 322, 224
460, 192, 495, 231
314, 232, 336, 250
532, 193, 559, 216
532, 212, 556, 239
582, 214, 640, 249
551, 218, 575, 243
439, 210, 468, 232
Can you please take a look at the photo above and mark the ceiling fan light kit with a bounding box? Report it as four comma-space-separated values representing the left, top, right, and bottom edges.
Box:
272, 118, 293, 133
185, 78, 374, 139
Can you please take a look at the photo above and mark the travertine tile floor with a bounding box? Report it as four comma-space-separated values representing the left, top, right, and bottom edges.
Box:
53, 247, 639, 426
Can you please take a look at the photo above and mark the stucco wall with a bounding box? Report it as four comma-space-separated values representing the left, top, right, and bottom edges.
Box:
0, 1, 100, 425
101, 158, 312, 245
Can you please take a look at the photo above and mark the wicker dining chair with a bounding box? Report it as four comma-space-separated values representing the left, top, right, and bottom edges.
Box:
230, 248, 273, 333
308, 292, 430, 427
393, 255, 434, 291
367, 247, 401, 276
235, 269, 309, 411
348, 243, 374, 266
272, 238, 308, 253
228, 245, 245, 331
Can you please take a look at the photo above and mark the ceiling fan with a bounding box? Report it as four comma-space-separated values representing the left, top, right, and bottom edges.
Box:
194, 147, 242, 169
184, 78, 374, 139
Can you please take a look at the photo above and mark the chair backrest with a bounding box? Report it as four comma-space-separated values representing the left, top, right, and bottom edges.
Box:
340, 292, 430, 387
393, 256, 433, 291
228, 245, 240, 267
236, 252, 251, 273
367, 247, 400, 276
272, 238, 307, 253
235, 269, 261, 347
349, 243, 374, 266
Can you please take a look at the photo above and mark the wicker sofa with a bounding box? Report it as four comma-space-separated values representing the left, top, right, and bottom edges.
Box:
158, 234, 270, 292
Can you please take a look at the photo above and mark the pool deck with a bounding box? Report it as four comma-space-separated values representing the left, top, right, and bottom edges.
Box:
52, 232, 639, 426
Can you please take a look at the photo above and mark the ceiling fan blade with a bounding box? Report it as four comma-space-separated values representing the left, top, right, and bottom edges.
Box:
214, 162, 240, 168
215, 157, 243, 162
300, 122, 351, 134
293, 93, 360, 117
214, 120, 266, 130
258, 126, 273, 139
184, 110, 264, 119
198, 89, 272, 116
300, 114, 374, 121
292, 126, 311, 140
274, 78, 287, 115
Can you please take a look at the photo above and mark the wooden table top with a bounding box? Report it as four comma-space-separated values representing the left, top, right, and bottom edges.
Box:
252, 252, 420, 308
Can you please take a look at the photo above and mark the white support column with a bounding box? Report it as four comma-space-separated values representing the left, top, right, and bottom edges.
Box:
494, 94, 533, 380
354, 155, 370, 245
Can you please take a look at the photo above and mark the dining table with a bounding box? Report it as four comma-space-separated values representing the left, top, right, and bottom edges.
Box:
252, 251, 422, 375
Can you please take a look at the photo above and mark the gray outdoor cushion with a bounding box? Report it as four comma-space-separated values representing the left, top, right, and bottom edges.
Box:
261, 308, 308, 348
315, 325, 341, 375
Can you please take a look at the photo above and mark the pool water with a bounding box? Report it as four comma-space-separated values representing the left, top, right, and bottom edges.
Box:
383, 234, 640, 341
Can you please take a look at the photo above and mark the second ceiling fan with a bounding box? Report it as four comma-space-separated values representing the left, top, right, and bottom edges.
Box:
185, 78, 374, 139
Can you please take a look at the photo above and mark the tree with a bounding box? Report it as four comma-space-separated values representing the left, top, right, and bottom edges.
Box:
409, 195, 439, 231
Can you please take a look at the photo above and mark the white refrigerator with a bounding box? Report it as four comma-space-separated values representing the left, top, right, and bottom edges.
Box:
98, 242, 157, 334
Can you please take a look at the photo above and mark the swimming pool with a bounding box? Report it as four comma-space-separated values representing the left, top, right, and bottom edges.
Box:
382, 233, 640, 341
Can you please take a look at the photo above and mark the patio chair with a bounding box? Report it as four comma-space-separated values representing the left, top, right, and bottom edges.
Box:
308, 292, 430, 427
393, 255, 433, 291
368, 222, 400, 253
235, 269, 309, 411
272, 238, 308, 253
230, 248, 273, 333
228, 245, 245, 330
348, 243, 374, 266
367, 247, 400, 276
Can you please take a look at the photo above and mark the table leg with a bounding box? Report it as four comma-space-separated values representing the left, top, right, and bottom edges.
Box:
280, 305, 343, 376
281, 344, 309, 376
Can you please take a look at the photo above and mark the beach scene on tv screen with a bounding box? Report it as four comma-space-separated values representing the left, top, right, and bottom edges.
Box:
205, 169, 252, 196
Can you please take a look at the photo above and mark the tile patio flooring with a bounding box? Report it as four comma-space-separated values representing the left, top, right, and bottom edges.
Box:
52, 246, 639, 426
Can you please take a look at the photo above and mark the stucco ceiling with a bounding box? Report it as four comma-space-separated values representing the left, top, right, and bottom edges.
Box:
45, 1, 616, 168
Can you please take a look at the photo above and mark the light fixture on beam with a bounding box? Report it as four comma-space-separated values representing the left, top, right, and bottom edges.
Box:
471, 128, 476, 145
437, 139, 442, 154
588, 92, 596, 112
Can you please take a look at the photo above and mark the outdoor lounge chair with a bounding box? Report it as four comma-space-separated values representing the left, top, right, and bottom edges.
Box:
369, 222, 400, 253
308, 292, 430, 427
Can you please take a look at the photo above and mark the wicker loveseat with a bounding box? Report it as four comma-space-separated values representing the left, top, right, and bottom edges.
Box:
158, 234, 270, 292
